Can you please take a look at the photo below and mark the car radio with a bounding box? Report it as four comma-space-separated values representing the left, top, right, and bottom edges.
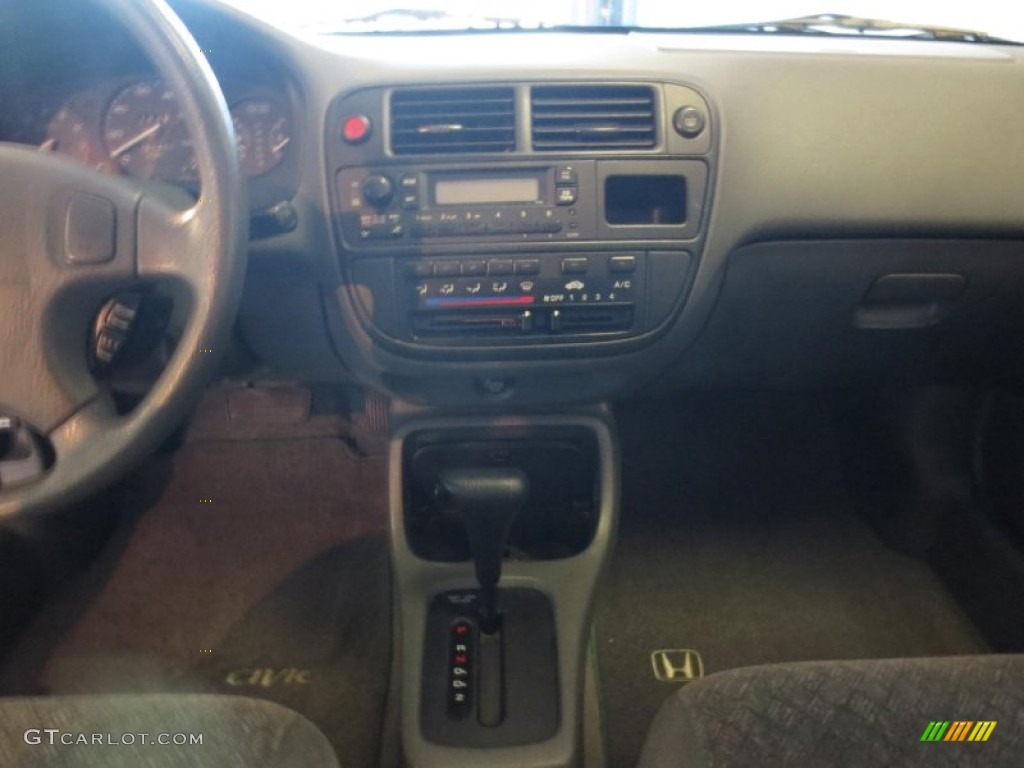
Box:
336, 163, 590, 245
336, 159, 707, 250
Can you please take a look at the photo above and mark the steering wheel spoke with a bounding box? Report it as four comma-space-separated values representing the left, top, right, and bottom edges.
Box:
136, 193, 206, 287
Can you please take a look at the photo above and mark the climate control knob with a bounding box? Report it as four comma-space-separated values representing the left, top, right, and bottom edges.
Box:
362, 174, 394, 208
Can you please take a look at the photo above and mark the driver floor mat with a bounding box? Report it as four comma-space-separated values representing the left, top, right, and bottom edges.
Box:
0, 436, 390, 768
596, 395, 989, 768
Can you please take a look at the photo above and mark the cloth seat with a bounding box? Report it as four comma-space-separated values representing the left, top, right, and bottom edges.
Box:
638, 655, 1024, 768
0, 693, 340, 767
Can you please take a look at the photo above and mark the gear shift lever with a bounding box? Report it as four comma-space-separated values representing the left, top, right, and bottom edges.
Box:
437, 467, 529, 634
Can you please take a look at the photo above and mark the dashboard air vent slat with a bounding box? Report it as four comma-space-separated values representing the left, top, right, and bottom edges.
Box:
391, 87, 516, 155
531, 85, 657, 151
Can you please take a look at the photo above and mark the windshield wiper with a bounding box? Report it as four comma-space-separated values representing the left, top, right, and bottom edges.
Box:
680, 13, 1016, 44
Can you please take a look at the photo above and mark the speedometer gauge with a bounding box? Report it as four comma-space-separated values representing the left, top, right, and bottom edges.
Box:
103, 79, 196, 181
231, 98, 290, 177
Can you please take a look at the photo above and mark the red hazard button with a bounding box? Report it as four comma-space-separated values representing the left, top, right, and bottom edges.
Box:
342, 114, 372, 144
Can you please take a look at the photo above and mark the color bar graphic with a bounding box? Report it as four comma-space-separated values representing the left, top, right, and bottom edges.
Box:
921, 721, 950, 742
943, 721, 973, 741
968, 722, 997, 742
921, 720, 997, 742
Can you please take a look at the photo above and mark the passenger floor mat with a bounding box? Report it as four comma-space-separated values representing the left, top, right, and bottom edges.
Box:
597, 395, 988, 768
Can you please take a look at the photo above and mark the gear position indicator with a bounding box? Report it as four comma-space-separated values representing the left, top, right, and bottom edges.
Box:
448, 619, 476, 717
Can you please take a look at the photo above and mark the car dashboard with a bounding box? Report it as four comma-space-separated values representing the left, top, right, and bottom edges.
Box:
2, 3, 1024, 767
4, 0, 1024, 407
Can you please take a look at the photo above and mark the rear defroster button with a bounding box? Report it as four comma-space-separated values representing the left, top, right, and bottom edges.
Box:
609, 255, 637, 273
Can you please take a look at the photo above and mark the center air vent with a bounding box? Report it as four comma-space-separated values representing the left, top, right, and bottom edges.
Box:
531, 84, 657, 151
390, 87, 516, 155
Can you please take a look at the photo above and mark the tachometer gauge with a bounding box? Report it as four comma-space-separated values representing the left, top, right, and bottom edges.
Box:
231, 98, 290, 177
43, 103, 117, 174
103, 79, 196, 181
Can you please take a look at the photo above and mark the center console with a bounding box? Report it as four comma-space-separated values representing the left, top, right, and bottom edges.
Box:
330, 81, 707, 766
388, 410, 619, 768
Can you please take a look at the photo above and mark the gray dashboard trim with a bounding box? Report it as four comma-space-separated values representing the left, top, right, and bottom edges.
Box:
178, 2, 1024, 400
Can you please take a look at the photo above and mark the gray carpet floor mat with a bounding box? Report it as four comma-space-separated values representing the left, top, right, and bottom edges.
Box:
596, 395, 988, 768
1, 436, 390, 768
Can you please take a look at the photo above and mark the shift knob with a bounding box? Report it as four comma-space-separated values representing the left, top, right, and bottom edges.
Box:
437, 467, 529, 634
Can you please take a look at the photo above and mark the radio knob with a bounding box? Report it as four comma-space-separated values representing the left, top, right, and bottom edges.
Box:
362, 174, 394, 208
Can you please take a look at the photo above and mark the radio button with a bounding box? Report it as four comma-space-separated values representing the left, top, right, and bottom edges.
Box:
556, 187, 578, 206
360, 223, 403, 240
435, 261, 461, 277
562, 257, 590, 274
401, 194, 418, 210
399, 174, 418, 189
488, 260, 514, 276
457, 220, 487, 235
538, 220, 563, 233
361, 174, 394, 208
461, 260, 487, 276
556, 166, 578, 185
412, 213, 438, 237
514, 260, 541, 276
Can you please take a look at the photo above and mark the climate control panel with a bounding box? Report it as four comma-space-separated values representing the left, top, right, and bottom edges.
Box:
398, 252, 642, 338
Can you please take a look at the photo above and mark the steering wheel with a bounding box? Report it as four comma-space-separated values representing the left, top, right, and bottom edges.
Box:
0, 0, 246, 518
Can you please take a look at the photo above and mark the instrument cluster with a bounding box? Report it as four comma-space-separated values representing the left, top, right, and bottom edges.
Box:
34, 76, 293, 187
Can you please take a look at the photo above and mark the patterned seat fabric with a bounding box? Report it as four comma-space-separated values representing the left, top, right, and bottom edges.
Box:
639, 655, 1024, 768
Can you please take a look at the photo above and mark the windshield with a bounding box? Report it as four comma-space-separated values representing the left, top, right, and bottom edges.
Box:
221, 0, 1024, 42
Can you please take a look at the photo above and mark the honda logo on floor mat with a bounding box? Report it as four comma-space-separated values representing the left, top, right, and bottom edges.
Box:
651, 650, 704, 683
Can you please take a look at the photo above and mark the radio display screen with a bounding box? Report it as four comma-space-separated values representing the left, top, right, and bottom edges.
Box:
433, 174, 542, 206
